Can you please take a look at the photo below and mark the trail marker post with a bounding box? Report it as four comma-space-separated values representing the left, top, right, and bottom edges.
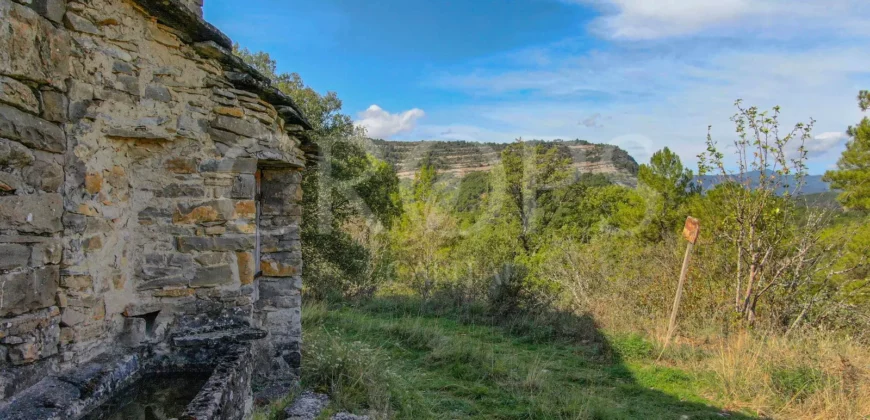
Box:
660, 216, 700, 358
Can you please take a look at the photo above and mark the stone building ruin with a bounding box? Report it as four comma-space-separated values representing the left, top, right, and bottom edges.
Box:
0, 0, 314, 417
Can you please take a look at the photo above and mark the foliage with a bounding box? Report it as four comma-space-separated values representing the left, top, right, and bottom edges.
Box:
824, 98, 870, 210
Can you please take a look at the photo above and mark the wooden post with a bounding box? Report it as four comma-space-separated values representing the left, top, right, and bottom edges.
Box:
659, 217, 700, 359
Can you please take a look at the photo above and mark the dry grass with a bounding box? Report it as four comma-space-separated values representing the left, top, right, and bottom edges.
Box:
644, 329, 870, 419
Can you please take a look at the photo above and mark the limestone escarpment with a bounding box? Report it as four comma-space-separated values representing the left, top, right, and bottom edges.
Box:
0, 0, 311, 408
373, 139, 639, 182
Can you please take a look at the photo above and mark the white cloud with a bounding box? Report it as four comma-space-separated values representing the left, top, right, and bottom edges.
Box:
571, 0, 870, 40
807, 132, 849, 156
355, 105, 425, 139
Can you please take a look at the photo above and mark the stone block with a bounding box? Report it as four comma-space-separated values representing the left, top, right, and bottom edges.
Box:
60, 307, 86, 326
153, 183, 205, 198
259, 278, 301, 298
0, 104, 65, 153
143, 84, 172, 102
0, 1, 70, 89
137, 276, 188, 291
39, 90, 68, 123
165, 157, 198, 174
121, 317, 146, 347
113, 75, 139, 96
199, 157, 257, 174
111, 60, 135, 75
28, 0, 66, 23
233, 200, 256, 219
63, 11, 99, 35
211, 115, 262, 139
30, 240, 62, 266
173, 199, 235, 224
236, 252, 255, 285
0, 266, 58, 317
0, 76, 39, 114
190, 264, 233, 287
177, 235, 255, 253
154, 288, 195, 297
0, 193, 63, 233
0, 137, 35, 169
104, 127, 170, 141
231, 174, 255, 199
22, 154, 63, 193
0, 172, 22, 193
0, 243, 30, 271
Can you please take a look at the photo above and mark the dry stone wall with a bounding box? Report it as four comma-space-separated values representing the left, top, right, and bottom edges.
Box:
0, 0, 310, 403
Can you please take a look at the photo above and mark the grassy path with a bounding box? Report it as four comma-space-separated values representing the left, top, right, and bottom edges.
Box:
298, 301, 755, 419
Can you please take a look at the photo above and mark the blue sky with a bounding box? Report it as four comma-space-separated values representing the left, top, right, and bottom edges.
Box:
205, 0, 870, 174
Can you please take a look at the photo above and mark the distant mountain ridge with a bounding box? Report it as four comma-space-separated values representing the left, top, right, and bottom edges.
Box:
696, 171, 831, 195
370, 139, 640, 182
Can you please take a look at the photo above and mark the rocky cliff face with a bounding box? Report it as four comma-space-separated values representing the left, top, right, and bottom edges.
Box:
0, 0, 311, 407
371, 139, 639, 182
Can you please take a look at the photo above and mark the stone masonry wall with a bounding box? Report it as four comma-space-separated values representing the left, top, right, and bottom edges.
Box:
0, 0, 309, 402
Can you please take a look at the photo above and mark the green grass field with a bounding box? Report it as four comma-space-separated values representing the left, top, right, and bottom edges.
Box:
275, 299, 757, 419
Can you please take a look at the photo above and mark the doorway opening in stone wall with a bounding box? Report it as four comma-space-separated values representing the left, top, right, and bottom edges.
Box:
255, 169, 262, 278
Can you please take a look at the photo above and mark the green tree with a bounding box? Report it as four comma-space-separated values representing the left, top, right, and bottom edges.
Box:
638, 147, 696, 204
637, 147, 698, 240
824, 94, 870, 211
698, 101, 817, 324
499, 140, 572, 253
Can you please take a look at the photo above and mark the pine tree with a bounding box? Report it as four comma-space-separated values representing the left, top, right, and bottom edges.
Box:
824, 93, 870, 211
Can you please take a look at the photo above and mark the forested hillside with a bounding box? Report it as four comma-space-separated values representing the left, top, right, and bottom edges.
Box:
238, 47, 870, 420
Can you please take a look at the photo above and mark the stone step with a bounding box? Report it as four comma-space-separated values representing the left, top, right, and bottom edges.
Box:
283, 391, 370, 420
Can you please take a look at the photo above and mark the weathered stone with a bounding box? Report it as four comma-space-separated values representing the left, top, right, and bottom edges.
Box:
60, 307, 86, 327
177, 236, 255, 252
154, 288, 196, 297
153, 183, 205, 198
236, 252, 255, 285
0, 172, 23, 192
0, 266, 58, 317
63, 12, 99, 35
40, 90, 68, 123
190, 264, 233, 287
28, 0, 66, 23
0, 137, 34, 169
0, 104, 65, 153
22, 156, 63, 192
114, 75, 140, 96
111, 60, 135, 75
0, 76, 39, 114
8, 342, 40, 365
213, 88, 236, 99
164, 157, 198, 174
231, 174, 256, 199
0, 243, 30, 271
60, 274, 92, 291
143, 84, 172, 102
199, 157, 257, 174
137, 276, 189, 291
259, 278, 301, 298
0, 193, 62, 233
211, 114, 262, 139
214, 106, 245, 118
30, 240, 61, 266
0, 1, 71, 89
104, 127, 170, 141
173, 200, 234, 224
121, 317, 146, 346
84, 172, 102, 194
